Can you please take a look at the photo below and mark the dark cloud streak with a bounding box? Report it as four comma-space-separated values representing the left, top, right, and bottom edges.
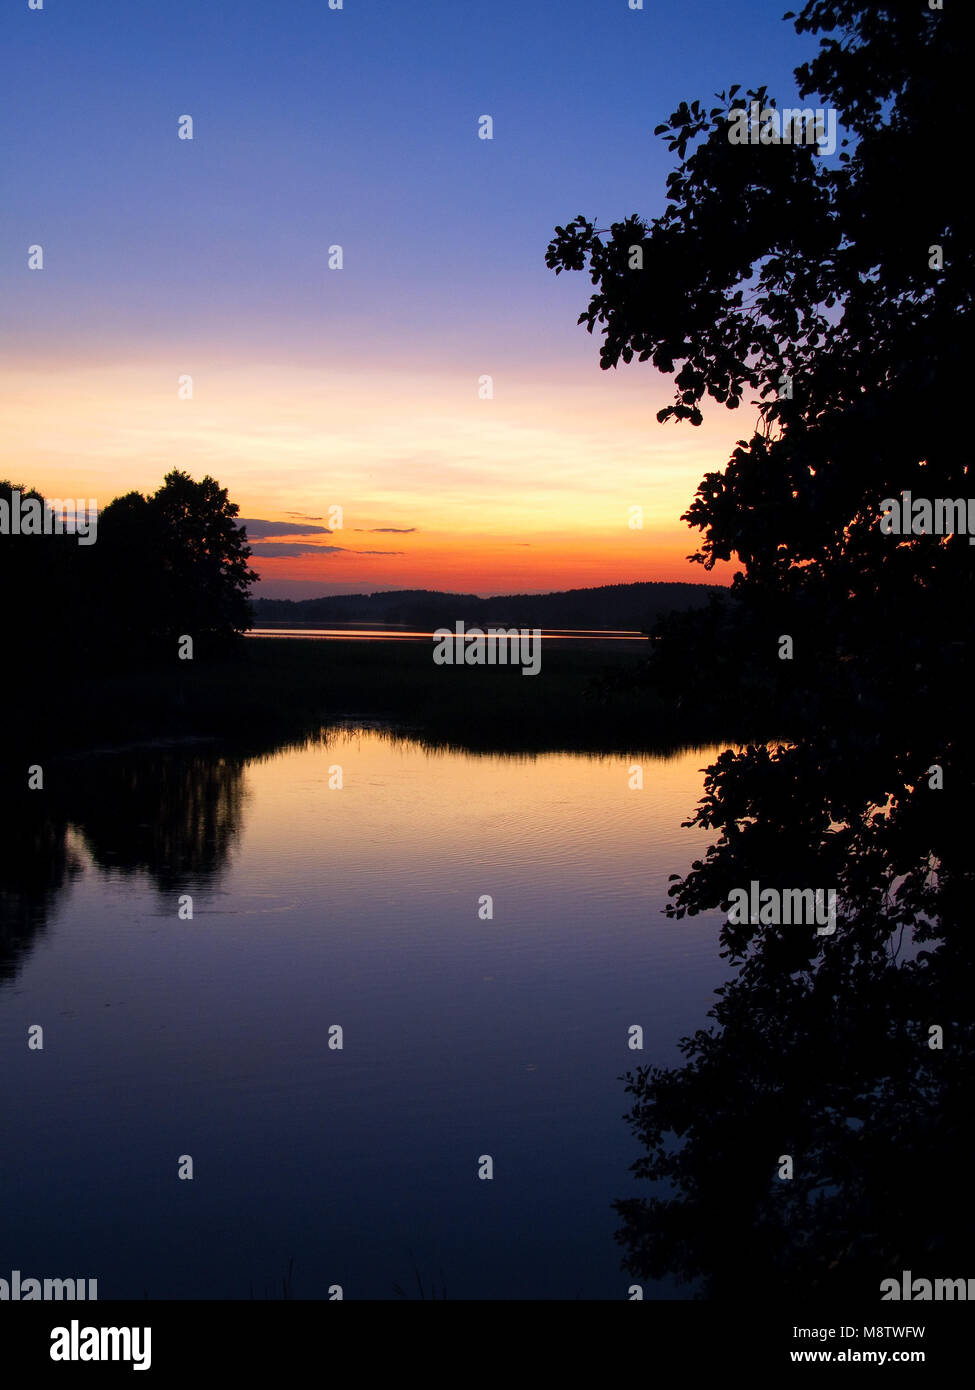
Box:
238, 518, 333, 538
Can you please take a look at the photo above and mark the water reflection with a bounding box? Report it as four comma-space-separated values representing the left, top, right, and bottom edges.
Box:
0, 726, 708, 990
614, 736, 975, 1299
0, 729, 728, 1298
0, 751, 247, 985
9, 718, 957, 1299
0, 792, 81, 983
67, 753, 247, 892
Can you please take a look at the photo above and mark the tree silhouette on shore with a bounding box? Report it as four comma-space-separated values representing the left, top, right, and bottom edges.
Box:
549, 0, 975, 1295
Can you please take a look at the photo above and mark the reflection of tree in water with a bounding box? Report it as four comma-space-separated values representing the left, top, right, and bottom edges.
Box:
0, 794, 82, 983
615, 737, 975, 1299
540, 0, 975, 1302
69, 752, 247, 893
0, 752, 247, 986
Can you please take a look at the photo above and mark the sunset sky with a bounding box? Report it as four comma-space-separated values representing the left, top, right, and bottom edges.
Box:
3, 0, 809, 597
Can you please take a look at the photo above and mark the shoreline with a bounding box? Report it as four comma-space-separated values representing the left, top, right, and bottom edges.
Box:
4, 637, 784, 763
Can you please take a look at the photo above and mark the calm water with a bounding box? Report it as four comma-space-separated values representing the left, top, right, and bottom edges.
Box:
1, 730, 729, 1300
247, 626, 649, 645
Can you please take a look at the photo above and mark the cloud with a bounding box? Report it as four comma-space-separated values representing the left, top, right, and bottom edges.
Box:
238, 517, 332, 538
285, 512, 324, 520
249, 542, 346, 557
352, 526, 417, 534
248, 541, 405, 557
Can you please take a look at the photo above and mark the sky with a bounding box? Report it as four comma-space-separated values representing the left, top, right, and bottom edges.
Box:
2, 0, 815, 598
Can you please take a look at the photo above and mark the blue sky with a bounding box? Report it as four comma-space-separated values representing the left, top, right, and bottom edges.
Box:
2, 1, 823, 596
3, 0, 813, 354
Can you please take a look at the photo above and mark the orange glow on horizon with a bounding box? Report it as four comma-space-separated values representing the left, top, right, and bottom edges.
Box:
2, 355, 746, 596
249, 534, 732, 595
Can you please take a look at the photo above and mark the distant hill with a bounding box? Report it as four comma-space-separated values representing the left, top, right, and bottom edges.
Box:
249, 581, 723, 632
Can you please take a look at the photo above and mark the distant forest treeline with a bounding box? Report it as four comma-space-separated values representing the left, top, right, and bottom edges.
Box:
249, 581, 721, 632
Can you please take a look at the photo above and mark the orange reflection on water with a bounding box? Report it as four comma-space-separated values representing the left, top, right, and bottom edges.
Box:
246, 628, 649, 642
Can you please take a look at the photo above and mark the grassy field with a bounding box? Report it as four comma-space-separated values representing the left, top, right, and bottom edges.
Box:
10, 636, 776, 760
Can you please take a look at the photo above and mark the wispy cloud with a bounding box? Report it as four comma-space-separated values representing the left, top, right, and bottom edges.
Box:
239, 518, 332, 538
249, 542, 345, 557
249, 541, 405, 558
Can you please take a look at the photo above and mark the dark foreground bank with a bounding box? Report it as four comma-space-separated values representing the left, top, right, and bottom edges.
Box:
8, 637, 781, 760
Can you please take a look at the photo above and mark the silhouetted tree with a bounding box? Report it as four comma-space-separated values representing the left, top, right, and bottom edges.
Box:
546, 1, 975, 1295
0, 480, 90, 673
546, 0, 972, 693
96, 470, 257, 659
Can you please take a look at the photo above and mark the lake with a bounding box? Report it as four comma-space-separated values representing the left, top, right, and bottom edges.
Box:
247, 625, 650, 647
1, 729, 730, 1300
